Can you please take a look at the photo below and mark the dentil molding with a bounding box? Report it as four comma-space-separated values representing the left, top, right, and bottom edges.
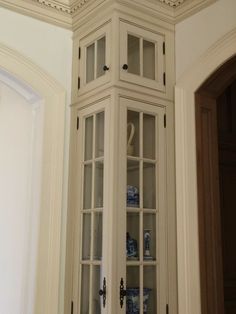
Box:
34, 0, 187, 13
160, 0, 184, 7
0, 0, 217, 29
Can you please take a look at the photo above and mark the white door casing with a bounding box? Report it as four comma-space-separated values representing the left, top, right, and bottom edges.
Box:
0, 43, 66, 314
175, 28, 236, 314
0, 76, 43, 314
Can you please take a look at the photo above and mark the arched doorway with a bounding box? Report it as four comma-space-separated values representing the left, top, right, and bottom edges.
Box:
175, 28, 236, 314
0, 69, 43, 314
0, 44, 66, 314
196, 56, 236, 314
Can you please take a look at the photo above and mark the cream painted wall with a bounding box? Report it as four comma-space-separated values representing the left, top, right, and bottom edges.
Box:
0, 7, 73, 314
176, 0, 236, 80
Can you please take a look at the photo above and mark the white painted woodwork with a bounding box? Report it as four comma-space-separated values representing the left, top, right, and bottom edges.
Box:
72, 10, 175, 103
120, 21, 165, 92
67, 1, 177, 314
0, 44, 66, 314
79, 22, 111, 94
0, 0, 217, 29
0, 81, 42, 314
72, 93, 170, 313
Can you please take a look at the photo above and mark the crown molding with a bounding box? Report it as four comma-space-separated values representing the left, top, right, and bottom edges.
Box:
174, 0, 217, 23
0, 0, 217, 29
160, 0, 185, 7
0, 0, 72, 29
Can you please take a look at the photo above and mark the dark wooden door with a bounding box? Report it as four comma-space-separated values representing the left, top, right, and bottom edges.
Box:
195, 92, 225, 314
217, 82, 236, 314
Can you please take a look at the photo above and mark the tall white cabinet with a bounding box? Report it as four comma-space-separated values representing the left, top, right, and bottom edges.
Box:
67, 1, 176, 313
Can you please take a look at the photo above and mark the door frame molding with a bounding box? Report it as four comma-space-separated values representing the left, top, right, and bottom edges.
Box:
175, 28, 236, 314
0, 43, 66, 314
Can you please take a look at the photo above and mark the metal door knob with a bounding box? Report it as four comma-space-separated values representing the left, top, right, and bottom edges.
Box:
103, 65, 109, 71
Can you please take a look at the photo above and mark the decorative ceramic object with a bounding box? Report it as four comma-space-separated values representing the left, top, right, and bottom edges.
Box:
126, 288, 151, 313
126, 232, 138, 259
127, 122, 135, 155
144, 229, 152, 260
127, 185, 139, 207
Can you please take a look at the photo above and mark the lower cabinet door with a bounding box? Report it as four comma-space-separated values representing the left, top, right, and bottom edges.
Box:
74, 97, 167, 314
117, 98, 168, 314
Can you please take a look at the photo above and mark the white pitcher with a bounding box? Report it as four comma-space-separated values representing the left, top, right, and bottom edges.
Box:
127, 122, 135, 155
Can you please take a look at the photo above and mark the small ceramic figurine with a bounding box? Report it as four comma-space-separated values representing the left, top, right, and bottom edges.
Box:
127, 185, 139, 207
144, 229, 152, 260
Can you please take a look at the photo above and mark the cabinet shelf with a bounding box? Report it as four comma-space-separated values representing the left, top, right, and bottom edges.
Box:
83, 157, 104, 165
126, 207, 157, 212
126, 261, 158, 266
80, 260, 102, 266
81, 208, 103, 213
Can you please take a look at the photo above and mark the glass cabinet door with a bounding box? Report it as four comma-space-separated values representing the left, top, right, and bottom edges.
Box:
86, 36, 106, 84
79, 109, 105, 314
120, 21, 165, 92
122, 99, 167, 314
79, 24, 110, 92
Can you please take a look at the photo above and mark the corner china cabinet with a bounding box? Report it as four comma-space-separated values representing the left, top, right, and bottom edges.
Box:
67, 1, 177, 313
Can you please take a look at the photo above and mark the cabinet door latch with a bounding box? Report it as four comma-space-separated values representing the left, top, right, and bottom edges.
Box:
99, 277, 106, 308
120, 278, 126, 308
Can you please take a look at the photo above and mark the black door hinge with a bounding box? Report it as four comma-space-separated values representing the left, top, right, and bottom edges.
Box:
163, 72, 166, 86
71, 301, 74, 314
77, 117, 79, 130
164, 114, 166, 128
163, 42, 166, 55
78, 77, 80, 90
166, 304, 169, 314
78, 47, 81, 59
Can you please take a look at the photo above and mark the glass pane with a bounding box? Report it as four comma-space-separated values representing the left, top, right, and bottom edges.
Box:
82, 214, 91, 260
128, 35, 140, 75
80, 265, 90, 314
95, 112, 104, 158
143, 114, 155, 159
92, 266, 101, 314
85, 116, 93, 161
127, 160, 140, 208
126, 266, 140, 314
127, 111, 140, 157
143, 214, 156, 261
94, 161, 104, 208
86, 43, 95, 83
127, 213, 140, 260
143, 266, 157, 314
143, 40, 155, 80
97, 37, 106, 78
143, 163, 156, 209
93, 212, 103, 260
83, 163, 92, 209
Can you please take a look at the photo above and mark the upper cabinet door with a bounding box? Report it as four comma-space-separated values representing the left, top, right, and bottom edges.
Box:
120, 21, 165, 92
79, 23, 111, 93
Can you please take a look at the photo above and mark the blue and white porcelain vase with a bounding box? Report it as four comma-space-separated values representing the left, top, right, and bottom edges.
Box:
127, 185, 139, 207
126, 288, 151, 314
126, 232, 138, 259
